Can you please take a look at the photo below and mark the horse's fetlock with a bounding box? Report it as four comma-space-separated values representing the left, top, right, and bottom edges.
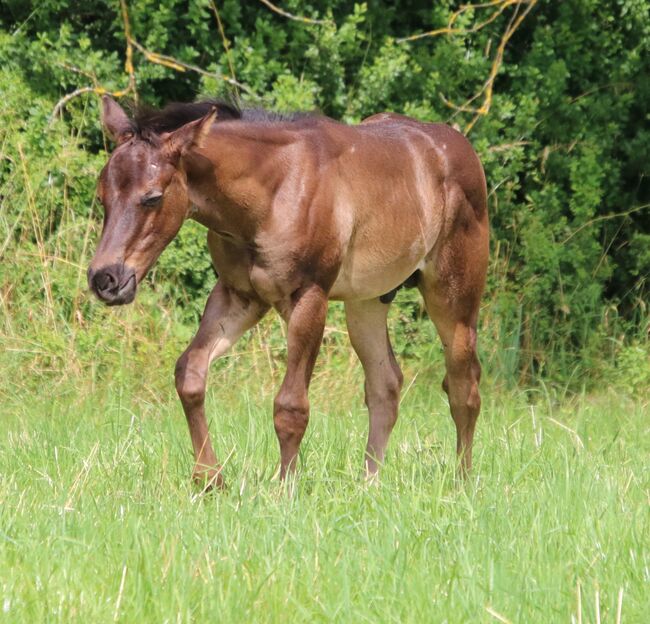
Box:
273, 393, 309, 438
274, 391, 309, 414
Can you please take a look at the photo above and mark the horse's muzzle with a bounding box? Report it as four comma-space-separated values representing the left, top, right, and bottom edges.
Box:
88, 263, 137, 306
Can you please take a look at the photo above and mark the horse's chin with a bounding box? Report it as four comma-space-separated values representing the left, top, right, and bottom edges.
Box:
104, 290, 136, 306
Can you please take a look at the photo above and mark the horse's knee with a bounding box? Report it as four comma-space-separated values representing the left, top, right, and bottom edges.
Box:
273, 391, 309, 441
175, 353, 206, 408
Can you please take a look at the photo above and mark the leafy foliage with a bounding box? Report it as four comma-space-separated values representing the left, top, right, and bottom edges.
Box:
0, 0, 648, 386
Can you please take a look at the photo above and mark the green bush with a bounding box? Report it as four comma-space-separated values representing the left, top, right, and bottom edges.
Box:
0, 0, 648, 389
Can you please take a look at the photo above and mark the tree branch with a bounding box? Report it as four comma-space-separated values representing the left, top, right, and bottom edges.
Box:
119, 0, 137, 101
208, 0, 239, 100
258, 0, 331, 25
560, 204, 650, 245
49, 86, 98, 124
49, 0, 259, 123
463, 0, 538, 133
128, 39, 256, 97
397, 0, 518, 43
399, 0, 538, 135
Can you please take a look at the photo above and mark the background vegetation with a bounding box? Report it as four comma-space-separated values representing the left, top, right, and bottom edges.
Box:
1, 2, 649, 622
0, 0, 648, 389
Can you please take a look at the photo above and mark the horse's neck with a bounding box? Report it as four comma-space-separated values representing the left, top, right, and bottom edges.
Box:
184, 123, 288, 237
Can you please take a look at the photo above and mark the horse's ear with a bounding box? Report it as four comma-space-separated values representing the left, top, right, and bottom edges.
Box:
101, 96, 133, 143
164, 107, 218, 160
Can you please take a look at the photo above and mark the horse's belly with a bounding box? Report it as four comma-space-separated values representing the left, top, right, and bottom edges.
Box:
328, 171, 443, 300
329, 236, 427, 301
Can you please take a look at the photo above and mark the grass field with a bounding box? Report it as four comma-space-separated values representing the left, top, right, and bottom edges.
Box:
1, 326, 648, 624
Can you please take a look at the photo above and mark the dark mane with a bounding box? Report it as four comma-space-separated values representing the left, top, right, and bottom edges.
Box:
132, 98, 318, 135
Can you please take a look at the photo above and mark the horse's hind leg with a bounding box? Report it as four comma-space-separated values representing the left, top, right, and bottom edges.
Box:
419, 273, 484, 476
418, 209, 488, 476
345, 298, 403, 476
175, 282, 268, 488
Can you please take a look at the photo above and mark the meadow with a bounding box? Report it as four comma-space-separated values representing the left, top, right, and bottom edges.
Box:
1, 303, 648, 623
2, 2, 649, 621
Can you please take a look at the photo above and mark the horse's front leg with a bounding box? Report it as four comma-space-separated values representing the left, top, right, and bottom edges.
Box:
175, 282, 268, 489
274, 285, 329, 479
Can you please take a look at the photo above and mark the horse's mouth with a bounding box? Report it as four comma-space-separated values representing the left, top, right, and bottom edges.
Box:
104, 273, 137, 306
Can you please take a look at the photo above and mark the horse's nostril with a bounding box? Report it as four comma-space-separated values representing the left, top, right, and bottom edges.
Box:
94, 269, 118, 293
90, 263, 135, 304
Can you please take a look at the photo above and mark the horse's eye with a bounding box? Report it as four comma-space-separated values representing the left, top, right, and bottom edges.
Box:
141, 192, 163, 208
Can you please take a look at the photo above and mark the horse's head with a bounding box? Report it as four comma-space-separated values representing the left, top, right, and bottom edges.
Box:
88, 96, 216, 305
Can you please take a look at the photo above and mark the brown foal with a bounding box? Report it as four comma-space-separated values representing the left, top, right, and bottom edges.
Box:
88, 96, 489, 487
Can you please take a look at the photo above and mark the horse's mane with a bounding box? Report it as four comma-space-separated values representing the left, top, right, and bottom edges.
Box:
131, 99, 318, 135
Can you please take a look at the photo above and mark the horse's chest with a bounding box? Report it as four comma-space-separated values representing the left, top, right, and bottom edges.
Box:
249, 265, 282, 303
248, 259, 304, 307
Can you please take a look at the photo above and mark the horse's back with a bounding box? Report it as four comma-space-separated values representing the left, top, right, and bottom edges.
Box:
358, 112, 487, 219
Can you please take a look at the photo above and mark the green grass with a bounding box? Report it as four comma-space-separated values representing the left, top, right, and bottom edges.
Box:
1, 341, 648, 623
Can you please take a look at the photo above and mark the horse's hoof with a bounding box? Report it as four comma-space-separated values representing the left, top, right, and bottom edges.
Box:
192, 468, 225, 492
364, 471, 380, 486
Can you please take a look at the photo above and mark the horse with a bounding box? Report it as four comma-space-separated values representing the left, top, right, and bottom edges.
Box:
88, 96, 489, 489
